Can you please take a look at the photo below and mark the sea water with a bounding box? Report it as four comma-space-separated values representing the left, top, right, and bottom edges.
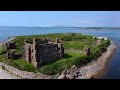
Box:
0, 26, 120, 79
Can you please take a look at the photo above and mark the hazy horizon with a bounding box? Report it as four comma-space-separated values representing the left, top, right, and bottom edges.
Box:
0, 11, 120, 27
0, 26, 119, 28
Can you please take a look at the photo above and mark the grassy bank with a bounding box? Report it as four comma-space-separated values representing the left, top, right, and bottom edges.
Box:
0, 33, 110, 75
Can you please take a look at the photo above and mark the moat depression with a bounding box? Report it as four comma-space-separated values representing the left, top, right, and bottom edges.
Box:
0, 27, 120, 79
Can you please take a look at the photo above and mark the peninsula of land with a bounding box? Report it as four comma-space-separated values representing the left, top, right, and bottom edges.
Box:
0, 33, 116, 79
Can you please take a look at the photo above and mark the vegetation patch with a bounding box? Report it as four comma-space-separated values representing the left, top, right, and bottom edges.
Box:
0, 33, 110, 75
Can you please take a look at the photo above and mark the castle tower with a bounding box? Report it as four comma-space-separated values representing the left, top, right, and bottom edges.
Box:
55, 38, 61, 43
23, 38, 38, 68
57, 42, 64, 58
31, 38, 38, 68
23, 38, 64, 68
23, 41, 31, 62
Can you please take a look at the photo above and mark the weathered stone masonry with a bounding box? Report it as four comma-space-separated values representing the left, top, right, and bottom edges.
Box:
2, 42, 17, 60
23, 38, 64, 68
2, 42, 16, 50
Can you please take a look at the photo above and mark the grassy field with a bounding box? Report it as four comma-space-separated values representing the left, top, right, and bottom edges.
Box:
0, 33, 110, 75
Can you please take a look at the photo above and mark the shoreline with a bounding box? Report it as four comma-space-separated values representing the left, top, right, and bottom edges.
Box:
75, 40, 117, 79
0, 37, 21, 79
0, 37, 117, 79
56, 40, 117, 79
0, 37, 15, 45
0, 37, 15, 50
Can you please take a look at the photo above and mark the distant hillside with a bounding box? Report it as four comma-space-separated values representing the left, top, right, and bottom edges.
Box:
83, 27, 120, 30
0, 26, 120, 30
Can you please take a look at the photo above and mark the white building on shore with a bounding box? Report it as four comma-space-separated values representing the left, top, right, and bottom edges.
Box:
92, 36, 108, 40
97, 37, 108, 40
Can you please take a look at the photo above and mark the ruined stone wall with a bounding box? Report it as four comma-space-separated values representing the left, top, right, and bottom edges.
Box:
23, 43, 32, 62
2, 43, 7, 50
2, 42, 17, 60
2, 42, 16, 50
23, 38, 64, 68
36, 44, 59, 67
85, 47, 90, 55
8, 43, 16, 49
34, 38, 48, 45
30, 42, 37, 68
7, 50, 15, 60
57, 43, 64, 58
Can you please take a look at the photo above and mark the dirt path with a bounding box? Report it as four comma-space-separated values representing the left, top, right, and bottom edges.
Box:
0, 66, 21, 79
96, 40, 101, 46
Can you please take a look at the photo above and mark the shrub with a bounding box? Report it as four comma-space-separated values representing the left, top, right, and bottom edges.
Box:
100, 47, 106, 52
13, 59, 36, 72
99, 40, 110, 53
61, 35, 73, 41
92, 49, 102, 60
0, 50, 7, 55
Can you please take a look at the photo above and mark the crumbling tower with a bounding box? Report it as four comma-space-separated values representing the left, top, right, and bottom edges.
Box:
23, 38, 64, 68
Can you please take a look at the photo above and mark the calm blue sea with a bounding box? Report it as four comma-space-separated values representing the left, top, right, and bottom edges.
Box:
0, 26, 120, 79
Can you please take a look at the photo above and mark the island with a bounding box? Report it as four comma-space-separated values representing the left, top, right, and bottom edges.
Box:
0, 33, 116, 79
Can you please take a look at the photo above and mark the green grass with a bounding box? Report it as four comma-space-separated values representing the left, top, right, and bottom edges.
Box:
38, 52, 85, 75
13, 59, 36, 72
10, 33, 95, 54
64, 40, 96, 49
0, 33, 110, 75
0, 45, 2, 50
0, 54, 36, 72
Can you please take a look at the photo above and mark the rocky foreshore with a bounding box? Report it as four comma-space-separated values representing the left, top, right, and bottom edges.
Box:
57, 41, 117, 79
0, 38, 117, 79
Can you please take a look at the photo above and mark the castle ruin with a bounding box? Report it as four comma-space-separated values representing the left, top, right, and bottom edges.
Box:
2, 42, 16, 50
85, 47, 90, 55
7, 50, 15, 60
23, 38, 64, 68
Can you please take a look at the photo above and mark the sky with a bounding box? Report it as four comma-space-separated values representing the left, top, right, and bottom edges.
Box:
0, 11, 120, 27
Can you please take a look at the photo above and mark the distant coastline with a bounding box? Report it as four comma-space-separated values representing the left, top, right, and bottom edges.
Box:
0, 26, 120, 30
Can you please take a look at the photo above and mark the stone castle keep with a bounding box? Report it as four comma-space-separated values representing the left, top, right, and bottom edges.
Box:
23, 38, 64, 68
